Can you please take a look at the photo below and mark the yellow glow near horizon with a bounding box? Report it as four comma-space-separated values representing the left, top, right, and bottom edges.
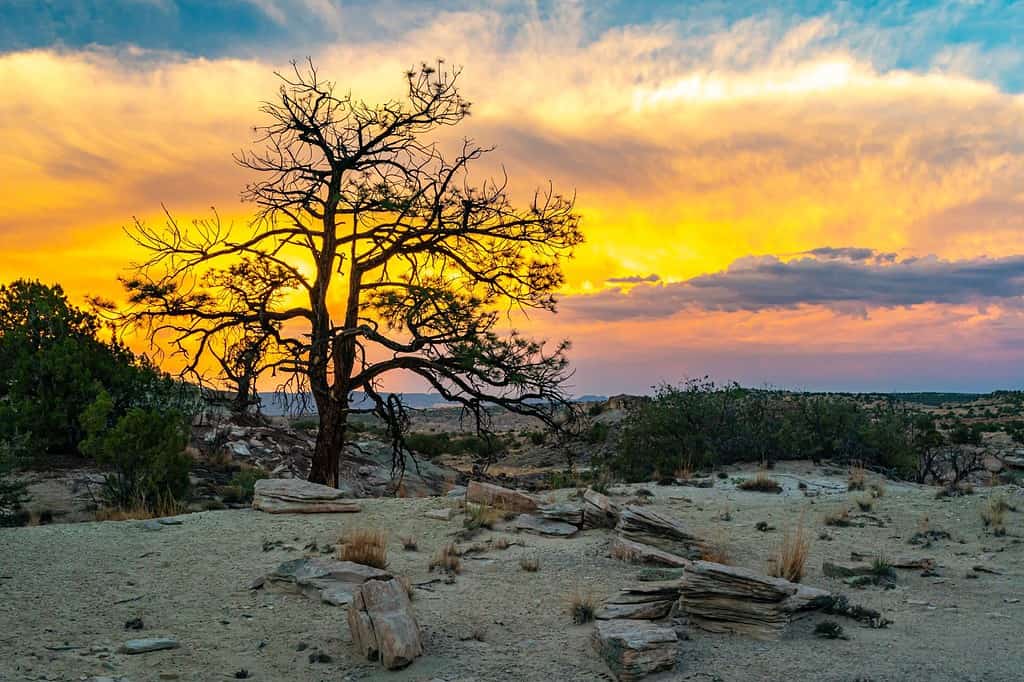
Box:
3, 11, 1024, 391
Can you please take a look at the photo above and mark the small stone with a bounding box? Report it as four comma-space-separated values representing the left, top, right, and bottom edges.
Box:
124, 617, 144, 630
141, 520, 163, 531
823, 561, 874, 578
118, 638, 179, 655
308, 649, 332, 663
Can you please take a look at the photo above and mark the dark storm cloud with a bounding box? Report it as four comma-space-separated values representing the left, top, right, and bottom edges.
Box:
571, 249, 1024, 320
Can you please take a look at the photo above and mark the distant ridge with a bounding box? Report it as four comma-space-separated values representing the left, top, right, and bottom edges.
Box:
257, 392, 609, 416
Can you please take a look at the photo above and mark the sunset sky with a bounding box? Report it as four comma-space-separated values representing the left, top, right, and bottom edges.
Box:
3, 1, 1024, 394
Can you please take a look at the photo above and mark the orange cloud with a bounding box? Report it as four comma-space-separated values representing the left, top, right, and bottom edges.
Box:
2, 10, 1024, 391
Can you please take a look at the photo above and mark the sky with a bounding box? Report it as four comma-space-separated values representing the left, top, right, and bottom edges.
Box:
2, 0, 1024, 395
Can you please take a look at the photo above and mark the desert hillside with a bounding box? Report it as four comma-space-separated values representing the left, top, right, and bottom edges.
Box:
3, 463, 1022, 682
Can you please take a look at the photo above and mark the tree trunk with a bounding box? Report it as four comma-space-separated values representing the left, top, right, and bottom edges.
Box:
308, 397, 347, 486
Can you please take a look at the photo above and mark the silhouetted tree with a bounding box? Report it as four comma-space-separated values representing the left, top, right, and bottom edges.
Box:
117, 60, 583, 486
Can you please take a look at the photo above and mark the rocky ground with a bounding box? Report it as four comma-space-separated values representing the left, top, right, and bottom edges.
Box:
2, 462, 1023, 681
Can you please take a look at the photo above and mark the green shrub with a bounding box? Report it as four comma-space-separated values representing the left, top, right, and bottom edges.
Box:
80, 389, 192, 510
229, 467, 269, 503
405, 432, 452, 459
0, 436, 29, 527
584, 421, 610, 444
604, 380, 942, 482
404, 431, 510, 460
0, 279, 199, 456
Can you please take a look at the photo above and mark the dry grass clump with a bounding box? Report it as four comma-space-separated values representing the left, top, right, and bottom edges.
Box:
566, 588, 598, 624
401, 535, 418, 551
95, 503, 155, 522
492, 536, 511, 550
847, 463, 867, 491
981, 495, 1010, 535
824, 508, 852, 527
464, 503, 503, 531
610, 541, 640, 563
700, 538, 732, 565
871, 554, 895, 580
855, 494, 874, 512
94, 490, 183, 521
429, 543, 462, 574
397, 575, 415, 600
868, 480, 886, 498
674, 463, 694, 481
338, 528, 388, 569
737, 470, 782, 494
769, 515, 811, 583
519, 553, 540, 572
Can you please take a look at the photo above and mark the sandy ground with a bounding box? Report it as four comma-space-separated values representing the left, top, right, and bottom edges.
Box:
2, 463, 1023, 682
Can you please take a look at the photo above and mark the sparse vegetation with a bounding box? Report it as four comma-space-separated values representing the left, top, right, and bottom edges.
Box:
981, 495, 1009, 535
769, 515, 811, 583
401, 536, 418, 551
824, 508, 853, 527
338, 528, 388, 569
700, 538, 732, 565
871, 555, 896, 581
464, 503, 503, 531
847, 464, 866, 491
814, 621, 847, 640
566, 588, 597, 624
610, 542, 640, 563
520, 554, 540, 572
429, 543, 462, 574
855, 494, 874, 512
224, 466, 269, 504
738, 470, 783, 494
0, 436, 29, 527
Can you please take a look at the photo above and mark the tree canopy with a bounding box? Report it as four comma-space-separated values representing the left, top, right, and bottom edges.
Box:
117, 60, 584, 486
0, 279, 194, 454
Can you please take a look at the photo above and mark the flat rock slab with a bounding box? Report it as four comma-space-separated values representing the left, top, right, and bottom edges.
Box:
253, 478, 361, 514
538, 503, 585, 527
823, 561, 875, 578
266, 557, 391, 606
583, 489, 620, 529
348, 577, 423, 670
598, 580, 684, 621
680, 561, 829, 640
513, 513, 578, 537
424, 508, 456, 521
466, 480, 538, 513
611, 537, 691, 568
616, 506, 701, 559
593, 619, 677, 681
118, 638, 180, 654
